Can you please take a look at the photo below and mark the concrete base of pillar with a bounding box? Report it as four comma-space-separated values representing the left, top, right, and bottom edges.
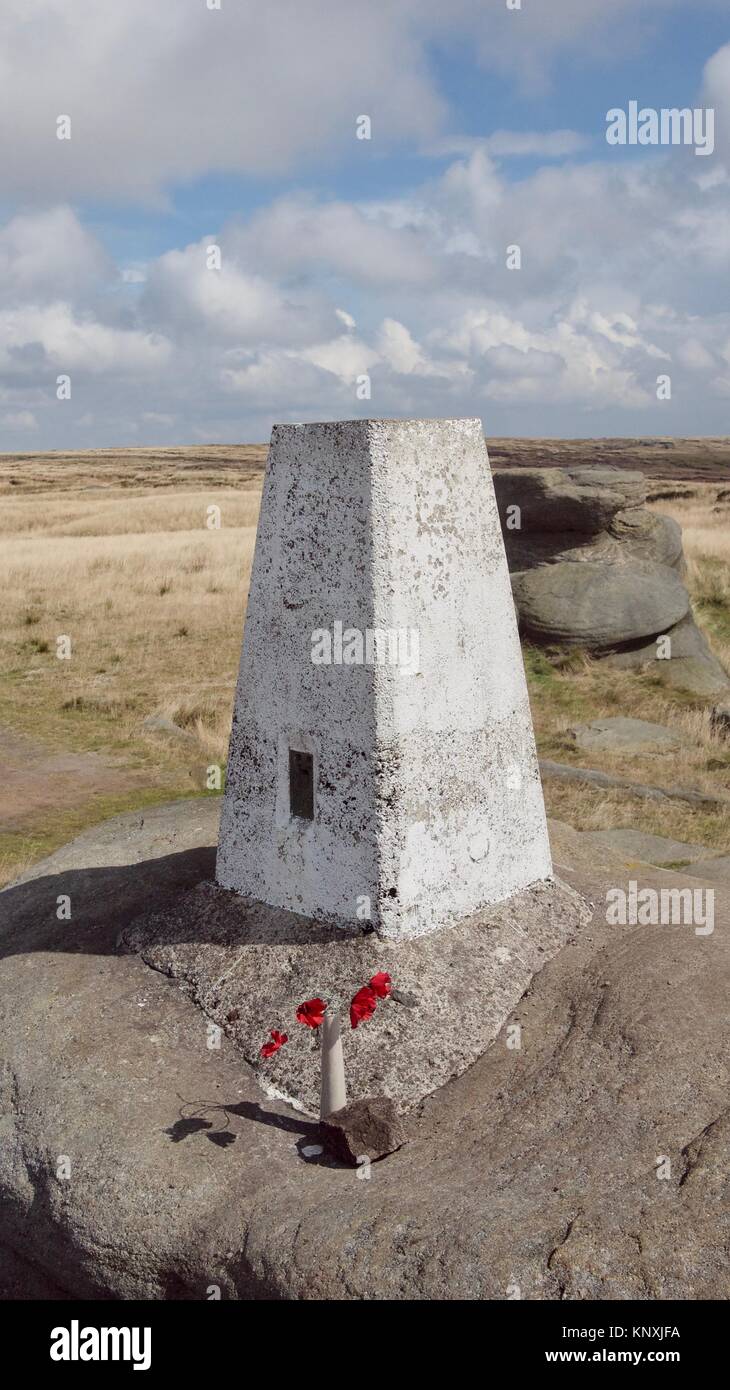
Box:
121, 875, 589, 1115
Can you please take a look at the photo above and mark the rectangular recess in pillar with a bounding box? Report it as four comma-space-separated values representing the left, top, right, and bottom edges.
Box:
289, 748, 314, 821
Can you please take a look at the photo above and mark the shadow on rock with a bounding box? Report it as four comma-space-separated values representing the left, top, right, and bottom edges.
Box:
0, 846, 216, 960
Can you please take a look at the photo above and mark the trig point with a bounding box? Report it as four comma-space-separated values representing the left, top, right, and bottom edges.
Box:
217, 418, 552, 938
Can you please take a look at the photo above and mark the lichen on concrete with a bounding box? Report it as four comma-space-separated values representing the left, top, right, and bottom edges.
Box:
120, 874, 590, 1115
217, 418, 552, 938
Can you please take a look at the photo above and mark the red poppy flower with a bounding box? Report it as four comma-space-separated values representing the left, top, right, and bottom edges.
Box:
296, 998, 327, 1028
260, 1029, 288, 1058
369, 971, 392, 999
350, 985, 378, 1029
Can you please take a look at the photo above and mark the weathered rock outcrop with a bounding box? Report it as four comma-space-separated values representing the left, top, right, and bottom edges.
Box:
494, 466, 728, 696
603, 611, 729, 696
511, 560, 689, 649
564, 718, 681, 756
1, 799, 728, 1300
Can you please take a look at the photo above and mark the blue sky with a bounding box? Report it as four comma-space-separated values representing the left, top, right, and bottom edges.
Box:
0, 0, 729, 447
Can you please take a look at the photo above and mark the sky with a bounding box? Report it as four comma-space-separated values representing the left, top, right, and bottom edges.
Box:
0, 0, 729, 448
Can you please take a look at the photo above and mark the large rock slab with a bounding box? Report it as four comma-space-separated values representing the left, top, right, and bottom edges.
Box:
494, 464, 728, 695
493, 466, 646, 534
657, 656, 730, 697
602, 613, 729, 694
565, 717, 681, 756
494, 467, 682, 574
1, 801, 728, 1300
511, 560, 689, 649
539, 758, 728, 808
610, 507, 685, 573
502, 510, 684, 576
691, 855, 730, 883
120, 875, 588, 1115
578, 829, 721, 868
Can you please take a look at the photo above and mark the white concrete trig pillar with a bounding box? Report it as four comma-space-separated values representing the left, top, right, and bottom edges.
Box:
217, 418, 552, 938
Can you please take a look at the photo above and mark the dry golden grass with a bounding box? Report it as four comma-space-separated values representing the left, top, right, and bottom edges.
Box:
0, 517, 257, 756
0, 488, 262, 538
0, 444, 268, 496
0, 479, 262, 881
526, 648, 730, 813
544, 780, 730, 852
649, 485, 730, 670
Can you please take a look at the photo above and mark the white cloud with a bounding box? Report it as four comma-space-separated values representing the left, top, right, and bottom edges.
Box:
299, 333, 379, 383
0, 0, 445, 202
0, 206, 114, 305
430, 301, 656, 409
141, 237, 334, 346
220, 351, 344, 412
675, 338, 717, 373
2, 28, 730, 449
232, 198, 436, 287
0, 302, 171, 373
1, 409, 38, 430
447, 0, 709, 92
703, 42, 730, 158
3, 0, 721, 203
569, 303, 669, 360
377, 318, 471, 380
428, 131, 590, 159
143, 411, 176, 427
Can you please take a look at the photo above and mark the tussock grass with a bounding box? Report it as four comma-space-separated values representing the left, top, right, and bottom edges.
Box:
649, 486, 730, 669
544, 781, 730, 851
0, 487, 261, 539
0, 515, 254, 785
149, 693, 234, 763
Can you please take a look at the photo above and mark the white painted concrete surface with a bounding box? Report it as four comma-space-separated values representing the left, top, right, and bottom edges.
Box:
216, 418, 552, 938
